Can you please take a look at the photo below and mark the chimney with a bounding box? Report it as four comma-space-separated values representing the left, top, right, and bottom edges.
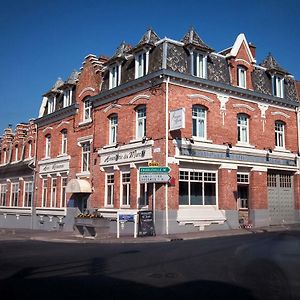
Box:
249, 42, 256, 60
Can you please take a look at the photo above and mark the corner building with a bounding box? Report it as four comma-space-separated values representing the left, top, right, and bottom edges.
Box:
34, 28, 300, 234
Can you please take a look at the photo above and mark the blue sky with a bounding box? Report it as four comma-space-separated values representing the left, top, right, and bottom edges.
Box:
0, 0, 299, 132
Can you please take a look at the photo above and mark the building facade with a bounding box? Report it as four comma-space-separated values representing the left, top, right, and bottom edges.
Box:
1, 28, 300, 233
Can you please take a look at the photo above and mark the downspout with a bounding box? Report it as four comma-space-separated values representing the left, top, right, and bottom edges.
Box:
31, 122, 38, 230
165, 75, 169, 235
296, 107, 300, 171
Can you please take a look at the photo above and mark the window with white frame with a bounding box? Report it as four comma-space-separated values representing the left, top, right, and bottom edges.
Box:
11, 182, 19, 207
109, 64, 121, 89
61, 177, 68, 207
237, 66, 247, 88
237, 114, 249, 144
106, 174, 114, 206
2, 148, 7, 164
24, 181, 33, 207
84, 98, 92, 121
135, 51, 148, 79
136, 106, 146, 139
51, 178, 57, 207
14, 145, 19, 161
237, 173, 249, 184
121, 173, 130, 206
47, 96, 56, 114
0, 184, 6, 206
63, 89, 72, 107
109, 115, 118, 144
45, 135, 51, 158
42, 178, 48, 207
81, 142, 90, 172
272, 75, 284, 98
61, 130, 68, 154
192, 105, 207, 139
179, 170, 216, 205
28, 141, 32, 159
192, 52, 207, 78
275, 121, 285, 148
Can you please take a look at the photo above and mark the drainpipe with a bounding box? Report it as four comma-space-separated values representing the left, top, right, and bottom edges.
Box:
165, 76, 170, 235
31, 122, 38, 230
297, 107, 300, 171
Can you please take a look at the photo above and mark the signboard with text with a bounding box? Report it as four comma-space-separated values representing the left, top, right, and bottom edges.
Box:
139, 166, 171, 183
170, 108, 185, 131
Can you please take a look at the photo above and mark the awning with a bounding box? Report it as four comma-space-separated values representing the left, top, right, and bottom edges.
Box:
66, 179, 92, 193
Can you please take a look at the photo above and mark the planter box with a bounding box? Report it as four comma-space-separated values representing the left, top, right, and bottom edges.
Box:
74, 217, 110, 237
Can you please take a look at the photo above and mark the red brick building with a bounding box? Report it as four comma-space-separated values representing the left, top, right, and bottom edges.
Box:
1, 28, 300, 233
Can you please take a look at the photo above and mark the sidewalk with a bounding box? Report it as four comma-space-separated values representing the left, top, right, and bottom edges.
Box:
1, 223, 299, 244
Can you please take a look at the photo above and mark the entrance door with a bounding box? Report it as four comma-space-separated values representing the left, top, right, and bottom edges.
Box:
237, 185, 249, 225
268, 173, 295, 225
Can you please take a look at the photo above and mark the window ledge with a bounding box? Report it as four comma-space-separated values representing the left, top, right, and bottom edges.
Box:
103, 143, 118, 149
130, 138, 143, 144
120, 205, 131, 209
274, 147, 290, 153
105, 205, 114, 209
78, 119, 92, 127
57, 154, 68, 158
191, 137, 213, 144
76, 171, 90, 178
235, 143, 255, 149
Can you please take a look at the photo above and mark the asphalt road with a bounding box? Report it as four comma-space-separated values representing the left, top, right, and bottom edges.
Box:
0, 231, 299, 300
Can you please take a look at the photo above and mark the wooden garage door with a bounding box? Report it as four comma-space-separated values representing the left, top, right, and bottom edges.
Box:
267, 173, 295, 225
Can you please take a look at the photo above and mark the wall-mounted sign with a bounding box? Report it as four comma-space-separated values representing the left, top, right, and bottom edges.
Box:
100, 146, 152, 166
148, 161, 159, 167
170, 108, 185, 131
39, 158, 70, 174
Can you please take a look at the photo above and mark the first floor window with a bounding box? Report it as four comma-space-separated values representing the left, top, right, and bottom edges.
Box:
0, 184, 6, 206
179, 170, 216, 205
139, 183, 153, 207
42, 179, 48, 207
237, 114, 249, 143
275, 121, 285, 148
11, 183, 19, 207
51, 178, 57, 207
192, 105, 206, 138
82, 142, 90, 172
109, 115, 118, 144
136, 106, 146, 138
24, 181, 33, 207
61, 177, 68, 207
106, 174, 114, 206
121, 173, 130, 206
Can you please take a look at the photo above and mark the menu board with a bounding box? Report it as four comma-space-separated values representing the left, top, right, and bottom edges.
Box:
138, 210, 155, 237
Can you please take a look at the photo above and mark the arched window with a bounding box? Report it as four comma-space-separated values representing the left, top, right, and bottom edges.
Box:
61, 130, 68, 154
192, 105, 207, 139
109, 115, 118, 144
136, 105, 147, 139
237, 114, 249, 144
275, 120, 285, 148
45, 135, 51, 158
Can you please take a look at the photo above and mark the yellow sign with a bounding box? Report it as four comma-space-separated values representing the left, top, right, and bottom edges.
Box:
148, 161, 160, 167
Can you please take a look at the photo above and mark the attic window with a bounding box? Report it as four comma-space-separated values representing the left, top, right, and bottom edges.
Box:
63, 89, 72, 107
191, 51, 207, 79
47, 96, 56, 114
135, 51, 149, 79
272, 75, 284, 98
237, 66, 247, 89
109, 64, 121, 89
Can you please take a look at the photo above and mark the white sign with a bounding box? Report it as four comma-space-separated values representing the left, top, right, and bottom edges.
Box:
100, 146, 152, 166
140, 173, 171, 183
170, 108, 185, 131
39, 160, 69, 174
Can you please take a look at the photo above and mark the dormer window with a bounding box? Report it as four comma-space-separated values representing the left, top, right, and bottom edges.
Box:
109, 64, 121, 89
14, 145, 18, 161
237, 66, 247, 88
192, 51, 207, 79
47, 96, 56, 114
63, 89, 72, 107
84, 98, 92, 122
135, 51, 149, 79
272, 75, 284, 98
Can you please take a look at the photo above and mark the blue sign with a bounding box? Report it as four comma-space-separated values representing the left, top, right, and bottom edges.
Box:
119, 214, 135, 222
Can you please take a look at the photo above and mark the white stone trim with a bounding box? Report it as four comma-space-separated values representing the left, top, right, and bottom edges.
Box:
233, 103, 255, 111
103, 103, 122, 113
78, 87, 95, 98
187, 94, 214, 102
271, 111, 290, 119
42, 126, 53, 132
129, 94, 150, 104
